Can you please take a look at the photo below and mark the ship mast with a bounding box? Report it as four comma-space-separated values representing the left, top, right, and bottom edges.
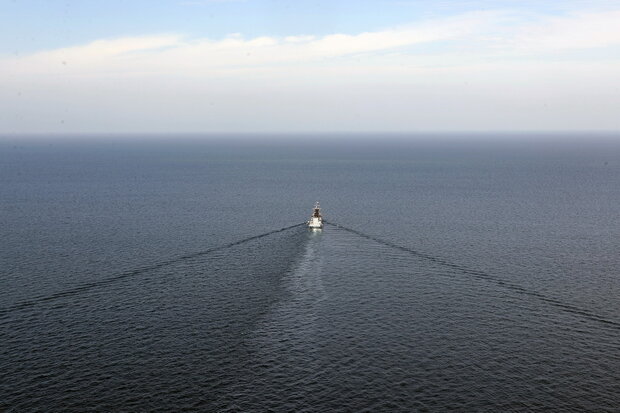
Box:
313, 201, 321, 218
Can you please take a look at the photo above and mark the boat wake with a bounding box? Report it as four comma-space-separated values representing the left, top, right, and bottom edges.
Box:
238, 230, 326, 406
0, 222, 306, 319
324, 221, 620, 329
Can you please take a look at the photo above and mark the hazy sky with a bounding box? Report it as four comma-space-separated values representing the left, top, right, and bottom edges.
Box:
1, 0, 620, 134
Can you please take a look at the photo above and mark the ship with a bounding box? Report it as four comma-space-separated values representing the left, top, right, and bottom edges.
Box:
307, 201, 323, 229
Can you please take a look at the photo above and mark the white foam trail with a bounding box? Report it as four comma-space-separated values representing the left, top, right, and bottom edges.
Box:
246, 231, 326, 389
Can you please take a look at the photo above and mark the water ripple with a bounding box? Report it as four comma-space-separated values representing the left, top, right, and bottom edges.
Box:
325, 221, 620, 330
0, 222, 305, 320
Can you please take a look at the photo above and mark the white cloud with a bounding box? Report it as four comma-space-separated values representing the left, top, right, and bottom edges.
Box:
3, 9, 620, 81
513, 10, 620, 52
1, 9, 620, 133
284, 35, 316, 43
0, 11, 501, 78
1, 35, 182, 77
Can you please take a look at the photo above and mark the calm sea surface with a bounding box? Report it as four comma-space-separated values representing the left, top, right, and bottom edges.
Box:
1, 135, 619, 411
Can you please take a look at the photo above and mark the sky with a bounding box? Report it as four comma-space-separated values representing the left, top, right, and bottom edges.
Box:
1, 0, 620, 134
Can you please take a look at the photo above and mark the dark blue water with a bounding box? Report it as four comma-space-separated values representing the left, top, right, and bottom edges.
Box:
1, 135, 620, 411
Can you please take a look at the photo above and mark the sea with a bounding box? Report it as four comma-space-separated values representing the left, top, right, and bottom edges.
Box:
1, 134, 619, 412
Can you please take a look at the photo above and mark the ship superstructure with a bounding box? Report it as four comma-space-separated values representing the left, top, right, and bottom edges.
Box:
307, 202, 323, 229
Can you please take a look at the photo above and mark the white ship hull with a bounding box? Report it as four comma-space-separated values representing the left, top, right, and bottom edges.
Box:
308, 217, 323, 229
307, 202, 323, 229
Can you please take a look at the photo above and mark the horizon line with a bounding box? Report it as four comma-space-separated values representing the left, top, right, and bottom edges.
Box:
2, 130, 619, 136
